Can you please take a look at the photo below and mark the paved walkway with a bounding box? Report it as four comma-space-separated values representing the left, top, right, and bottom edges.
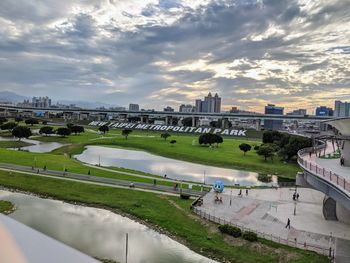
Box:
195, 187, 350, 259
0, 163, 205, 197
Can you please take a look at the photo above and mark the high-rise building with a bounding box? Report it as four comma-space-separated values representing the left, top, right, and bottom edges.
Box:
129, 103, 139, 111
334, 100, 350, 117
315, 106, 333, 116
27, 96, 51, 108
264, 104, 284, 130
194, 93, 221, 113
179, 104, 194, 113
286, 109, 307, 116
163, 106, 174, 112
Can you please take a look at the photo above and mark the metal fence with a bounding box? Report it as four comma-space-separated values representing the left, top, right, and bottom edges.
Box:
297, 143, 350, 193
192, 207, 333, 257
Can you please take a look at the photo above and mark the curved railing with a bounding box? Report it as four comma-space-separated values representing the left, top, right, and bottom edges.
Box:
297, 140, 350, 194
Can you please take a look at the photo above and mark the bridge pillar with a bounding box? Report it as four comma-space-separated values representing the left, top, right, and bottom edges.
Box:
340, 140, 350, 167
192, 116, 199, 127
140, 115, 149, 124
165, 116, 172, 125
221, 118, 230, 128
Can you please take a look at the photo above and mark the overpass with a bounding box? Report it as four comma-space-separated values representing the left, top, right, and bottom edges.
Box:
0, 104, 334, 124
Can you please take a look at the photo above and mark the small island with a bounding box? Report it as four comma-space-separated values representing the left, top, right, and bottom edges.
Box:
0, 200, 15, 215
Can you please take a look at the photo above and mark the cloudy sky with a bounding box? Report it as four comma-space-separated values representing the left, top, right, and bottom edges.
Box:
0, 0, 349, 112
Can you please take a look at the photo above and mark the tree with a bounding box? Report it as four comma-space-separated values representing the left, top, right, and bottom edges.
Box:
42, 120, 48, 125
70, 125, 85, 135
198, 133, 223, 147
161, 132, 171, 141
279, 136, 312, 161
256, 144, 275, 161
239, 143, 252, 156
25, 118, 39, 126
0, 117, 7, 125
56, 127, 71, 137
66, 123, 74, 129
39, 126, 54, 136
181, 117, 193, 127
98, 125, 109, 134
12, 126, 32, 140
1, 122, 17, 131
14, 117, 23, 123
122, 129, 132, 140
170, 140, 177, 146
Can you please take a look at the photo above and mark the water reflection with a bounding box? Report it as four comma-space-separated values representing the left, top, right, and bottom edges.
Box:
0, 136, 65, 153
0, 190, 216, 263
75, 146, 277, 186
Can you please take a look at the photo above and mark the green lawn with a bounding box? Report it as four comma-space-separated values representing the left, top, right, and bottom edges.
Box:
0, 170, 328, 263
0, 141, 33, 148
36, 129, 300, 179
0, 200, 14, 214
0, 147, 188, 189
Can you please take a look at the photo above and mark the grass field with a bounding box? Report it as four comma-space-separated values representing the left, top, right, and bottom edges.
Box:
36, 129, 301, 179
0, 141, 33, 148
0, 170, 328, 263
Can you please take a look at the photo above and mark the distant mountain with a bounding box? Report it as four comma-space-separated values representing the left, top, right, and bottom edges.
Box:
0, 91, 28, 103
0, 91, 116, 109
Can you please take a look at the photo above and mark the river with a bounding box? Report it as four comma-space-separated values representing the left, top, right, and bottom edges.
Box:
0, 190, 217, 263
75, 146, 277, 186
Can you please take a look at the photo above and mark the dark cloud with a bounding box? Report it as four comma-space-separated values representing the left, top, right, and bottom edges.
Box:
0, 0, 349, 111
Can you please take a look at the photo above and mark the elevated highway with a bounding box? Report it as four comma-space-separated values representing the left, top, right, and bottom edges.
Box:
0, 104, 334, 122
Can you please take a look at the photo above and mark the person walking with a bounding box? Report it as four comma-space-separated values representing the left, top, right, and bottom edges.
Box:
238, 189, 242, 197
296, 193, 300, 201
246, 189, 248, 196
285, 218, 291, 229
293, 192, 296, 201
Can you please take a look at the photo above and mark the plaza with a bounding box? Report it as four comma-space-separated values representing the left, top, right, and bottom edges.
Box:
194, 187, 350, 262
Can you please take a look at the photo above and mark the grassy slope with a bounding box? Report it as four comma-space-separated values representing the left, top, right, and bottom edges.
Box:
0, 170, 328, 263
0, 148, 180, 188
37, 130, 300, 179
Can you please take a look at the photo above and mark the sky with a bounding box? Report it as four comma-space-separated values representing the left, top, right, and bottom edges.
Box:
0, 0, 349, 113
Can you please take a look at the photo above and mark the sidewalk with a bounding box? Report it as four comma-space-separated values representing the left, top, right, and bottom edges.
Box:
195, 188, 350, 256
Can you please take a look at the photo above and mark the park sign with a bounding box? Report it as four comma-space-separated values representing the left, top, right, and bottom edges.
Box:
89, 121, 247, 137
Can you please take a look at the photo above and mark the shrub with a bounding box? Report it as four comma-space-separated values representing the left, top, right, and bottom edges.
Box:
218, 224, 242, 238
242, 231, 258, 242
257, 174, 272, 183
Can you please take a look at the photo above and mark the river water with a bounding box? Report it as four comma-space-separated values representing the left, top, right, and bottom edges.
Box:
0, 190, 217, 263
75, 146, 277, 186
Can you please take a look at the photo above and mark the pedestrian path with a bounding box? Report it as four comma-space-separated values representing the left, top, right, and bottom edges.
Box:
194, 188, 350, 258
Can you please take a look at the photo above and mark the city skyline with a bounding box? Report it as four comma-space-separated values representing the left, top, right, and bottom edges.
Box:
0, 0, 349, 112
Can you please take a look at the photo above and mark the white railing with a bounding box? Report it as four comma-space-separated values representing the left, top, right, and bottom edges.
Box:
297, 142, 350, 194
192, 207, 333, 257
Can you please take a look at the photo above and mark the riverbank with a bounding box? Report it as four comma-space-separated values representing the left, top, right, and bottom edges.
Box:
36, 129, 301, 179
0, 200, 15, 214
0, 170, 328, 263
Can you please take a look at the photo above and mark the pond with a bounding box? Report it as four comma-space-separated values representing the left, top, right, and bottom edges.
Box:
0, 190, 217, 263
75, 146, 277, 186
0, 136, 65, 153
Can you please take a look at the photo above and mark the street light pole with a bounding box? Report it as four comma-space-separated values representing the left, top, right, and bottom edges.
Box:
125, 233, 128, 263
